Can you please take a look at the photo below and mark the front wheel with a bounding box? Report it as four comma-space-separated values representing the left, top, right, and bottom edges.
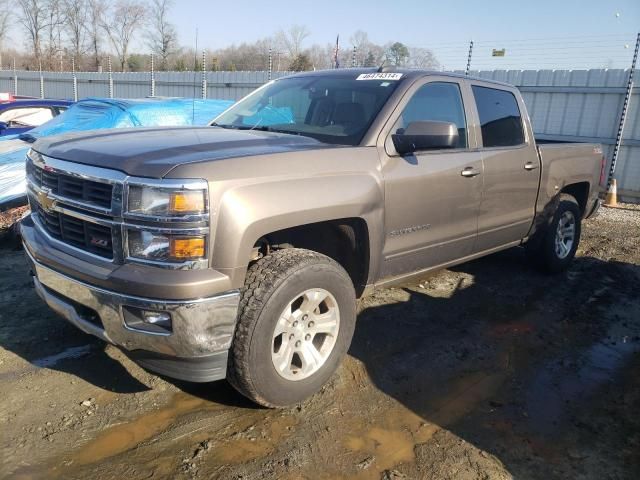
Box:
527, 194, 582, 273
227, 248, 356, 407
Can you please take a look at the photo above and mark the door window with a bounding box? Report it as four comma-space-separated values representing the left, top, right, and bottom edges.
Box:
471, 86, 524, 147
0, 107, 54, 127
396, 82, 467, 148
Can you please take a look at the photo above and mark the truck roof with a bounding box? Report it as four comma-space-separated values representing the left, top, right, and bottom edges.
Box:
0, 98, 74, 108
284, 68, 515, 88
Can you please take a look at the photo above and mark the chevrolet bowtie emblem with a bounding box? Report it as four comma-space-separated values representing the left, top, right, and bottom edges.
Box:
37, 188, 57, 211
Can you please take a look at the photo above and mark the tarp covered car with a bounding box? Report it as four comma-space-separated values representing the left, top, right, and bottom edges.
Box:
0, 97, 234, 209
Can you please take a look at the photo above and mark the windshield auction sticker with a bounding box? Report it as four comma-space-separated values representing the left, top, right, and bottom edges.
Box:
356, 73, 403, 80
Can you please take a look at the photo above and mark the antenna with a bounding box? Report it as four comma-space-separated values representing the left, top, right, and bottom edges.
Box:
192, 28, 198, 125
377, 60, 388, 72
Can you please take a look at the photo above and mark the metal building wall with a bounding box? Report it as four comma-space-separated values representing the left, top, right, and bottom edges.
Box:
1, 68, 638, 200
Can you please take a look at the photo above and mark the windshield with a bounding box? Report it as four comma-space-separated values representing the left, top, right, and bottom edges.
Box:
211, 75, 402, 145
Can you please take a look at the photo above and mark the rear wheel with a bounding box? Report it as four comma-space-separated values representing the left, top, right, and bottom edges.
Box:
227, 248, 356, 407
527, 194, 581, 273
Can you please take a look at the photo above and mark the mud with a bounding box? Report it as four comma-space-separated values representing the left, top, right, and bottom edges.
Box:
1, 205, 639, 480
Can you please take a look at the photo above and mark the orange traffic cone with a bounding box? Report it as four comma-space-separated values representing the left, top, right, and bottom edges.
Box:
604, 178, 618, 207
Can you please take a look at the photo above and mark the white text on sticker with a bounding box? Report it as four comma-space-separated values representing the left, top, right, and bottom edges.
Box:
356, 73, 403, 81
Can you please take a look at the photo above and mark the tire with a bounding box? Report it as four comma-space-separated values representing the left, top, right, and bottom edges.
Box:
527, 194, 581, 273
227, 248, 356, 408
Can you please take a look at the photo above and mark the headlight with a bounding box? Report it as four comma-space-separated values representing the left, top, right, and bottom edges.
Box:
127, 184, 207, 218
128, 230, 206, 262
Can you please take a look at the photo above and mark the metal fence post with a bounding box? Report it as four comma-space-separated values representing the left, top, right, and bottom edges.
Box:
201, 50, 207, 99
465, 40, 474, 75
39, 61, 44, 98
12, 58, 17, 95
108, 56, 114, 98
352, 46, 357, 67
268, 48, 272, 81
607, 32, 640, 188
150, 53, 156, 97
72, 57, 78, 102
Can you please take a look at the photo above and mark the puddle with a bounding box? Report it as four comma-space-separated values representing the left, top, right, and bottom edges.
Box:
343, 403, 438, 479
210, 415, 297, 464
525, 327, 639, 435
33, 344, 93, 368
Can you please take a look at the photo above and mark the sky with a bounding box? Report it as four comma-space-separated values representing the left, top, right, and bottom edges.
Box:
164, 0, 639, 69
6, 0, 640, 70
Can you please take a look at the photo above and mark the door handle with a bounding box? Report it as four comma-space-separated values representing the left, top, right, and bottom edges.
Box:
524, 162, 539, 171
461, 167, 480, 177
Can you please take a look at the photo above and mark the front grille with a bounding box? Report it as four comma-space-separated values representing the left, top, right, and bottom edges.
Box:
35, 205, 113, 259
27, 160, 113, 209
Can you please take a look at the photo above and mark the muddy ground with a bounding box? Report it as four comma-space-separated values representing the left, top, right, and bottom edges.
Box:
1, 205, 639, 480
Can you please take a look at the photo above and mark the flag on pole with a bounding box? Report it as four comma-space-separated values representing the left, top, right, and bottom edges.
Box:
334, 35, 340, 69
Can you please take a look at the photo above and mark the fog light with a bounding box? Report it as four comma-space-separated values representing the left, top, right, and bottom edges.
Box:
142, 311, 171, 326
123, 306, 172, 334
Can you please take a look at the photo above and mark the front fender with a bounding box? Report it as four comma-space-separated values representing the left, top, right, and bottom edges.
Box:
211, 173, 384, 288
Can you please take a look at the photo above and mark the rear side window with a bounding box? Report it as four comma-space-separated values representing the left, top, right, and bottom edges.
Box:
472, 86, 524, 147
398, 82, 467, 148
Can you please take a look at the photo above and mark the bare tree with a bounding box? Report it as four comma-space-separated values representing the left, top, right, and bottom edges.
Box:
87, 0, 105, 70
101, 0, 146, 71
0, 1, 11, 56
63, 0, 88, 65
44, 0, 65, 69
349, 30, 370, 66
145, 0, 178, 70
17, 0, 49, 63
276, 24, 310, 58
408, 47, 439, 70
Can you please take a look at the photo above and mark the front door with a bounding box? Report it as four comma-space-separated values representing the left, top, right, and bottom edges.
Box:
380, 79, 482, 279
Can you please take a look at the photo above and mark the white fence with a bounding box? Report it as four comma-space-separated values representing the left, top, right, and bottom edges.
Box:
1, 68, 638, 201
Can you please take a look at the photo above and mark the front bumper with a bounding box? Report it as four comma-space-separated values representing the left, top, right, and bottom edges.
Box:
24, 245, 240, 383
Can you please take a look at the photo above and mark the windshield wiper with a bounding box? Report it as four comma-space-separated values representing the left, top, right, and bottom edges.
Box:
211, 122, 307, 138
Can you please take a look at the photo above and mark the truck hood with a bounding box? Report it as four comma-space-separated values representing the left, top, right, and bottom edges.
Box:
33, 126, 333, 178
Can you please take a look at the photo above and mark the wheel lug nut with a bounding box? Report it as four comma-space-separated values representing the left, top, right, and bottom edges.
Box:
295, 340, 301, 348
308, 321, 314, 328
302, 314, 308, 321
289, 334, 295, 340
305, 334, 311, 341
292, 321, 298, 327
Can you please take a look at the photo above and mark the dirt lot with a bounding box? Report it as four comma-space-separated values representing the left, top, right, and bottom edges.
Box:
1, 205, 639, 480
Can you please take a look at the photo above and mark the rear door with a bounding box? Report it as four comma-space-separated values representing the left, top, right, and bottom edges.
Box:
470, 85, 540, 251
379, 77, 483, 278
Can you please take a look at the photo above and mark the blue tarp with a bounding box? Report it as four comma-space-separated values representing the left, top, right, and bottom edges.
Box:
0, 97, 233, 207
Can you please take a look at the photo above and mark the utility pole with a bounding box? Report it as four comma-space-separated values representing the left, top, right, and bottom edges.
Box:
465, 40, 474, 75
268, 47, 273, 81
352, 46, 357, 67
607, 32, 640, 188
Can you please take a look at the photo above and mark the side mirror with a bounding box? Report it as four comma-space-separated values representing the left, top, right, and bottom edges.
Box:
0, 121, 7, 132
392, 121, 459, 155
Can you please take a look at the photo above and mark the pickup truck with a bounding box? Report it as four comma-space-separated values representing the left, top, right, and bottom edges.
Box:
20, 68, 604, 407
